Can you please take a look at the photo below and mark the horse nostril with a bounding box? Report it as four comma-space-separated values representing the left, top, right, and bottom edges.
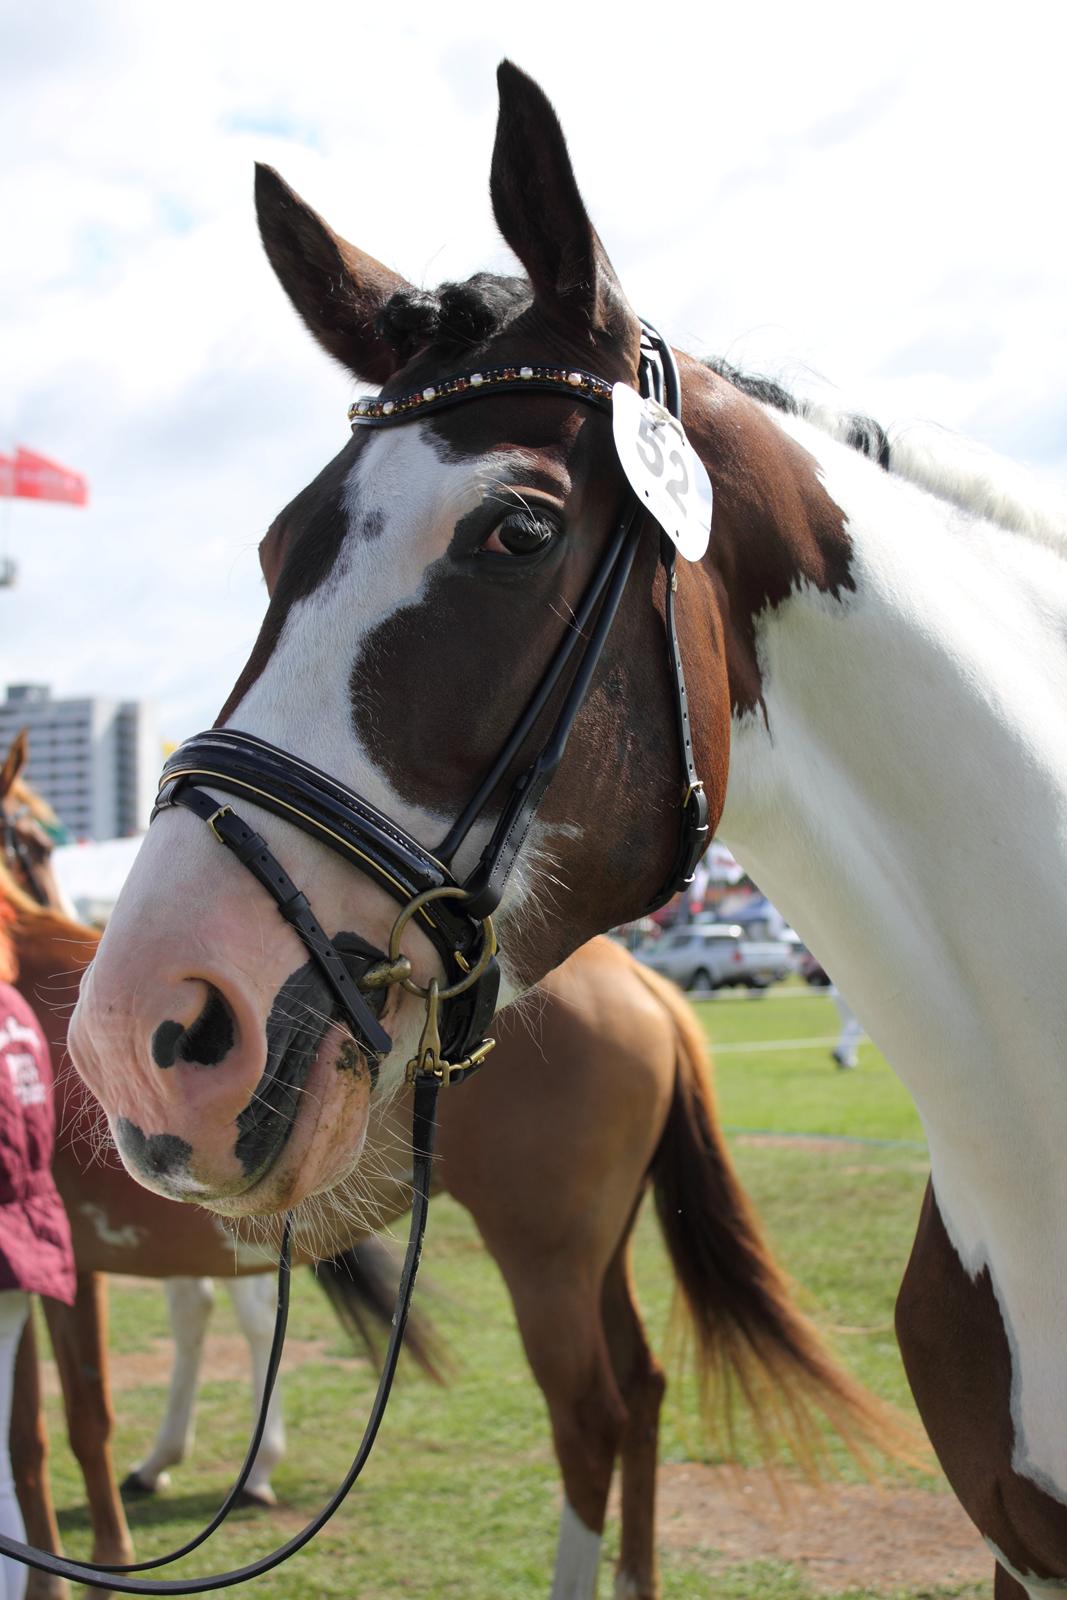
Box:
151, 985, 237, 1069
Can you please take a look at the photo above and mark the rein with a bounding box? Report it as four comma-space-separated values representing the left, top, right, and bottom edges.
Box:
1, 323, 707, 1592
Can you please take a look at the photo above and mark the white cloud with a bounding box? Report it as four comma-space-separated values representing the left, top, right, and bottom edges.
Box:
1, 0, 1064, 742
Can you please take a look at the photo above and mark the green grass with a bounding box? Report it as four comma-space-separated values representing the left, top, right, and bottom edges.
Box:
699, 988, 925, 1142
33, 987, 986, 1600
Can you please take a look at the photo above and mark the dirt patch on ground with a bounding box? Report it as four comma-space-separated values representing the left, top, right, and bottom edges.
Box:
40, 1335, 360, 1400
631, 1463, 990, 1593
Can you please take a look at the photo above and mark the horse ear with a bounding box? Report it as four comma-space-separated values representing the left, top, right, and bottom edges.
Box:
0, 729, 28, 800
254, 164, 412, 385
490, 62, 637, 351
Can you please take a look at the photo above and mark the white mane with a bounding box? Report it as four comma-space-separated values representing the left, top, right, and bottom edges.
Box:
801, 401, 1067, 554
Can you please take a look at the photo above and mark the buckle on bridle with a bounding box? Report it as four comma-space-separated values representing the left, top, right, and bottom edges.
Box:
206, 804, 235, 844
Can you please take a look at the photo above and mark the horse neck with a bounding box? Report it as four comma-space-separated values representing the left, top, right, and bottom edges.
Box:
11, 910, 97, 1046
695, 392, 1067, 1137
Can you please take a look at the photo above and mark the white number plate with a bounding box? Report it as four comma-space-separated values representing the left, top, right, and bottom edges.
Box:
611, 383, 713, 561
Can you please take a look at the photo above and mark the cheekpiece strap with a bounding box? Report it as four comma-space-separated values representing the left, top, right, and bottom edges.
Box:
349, 365, 614, 428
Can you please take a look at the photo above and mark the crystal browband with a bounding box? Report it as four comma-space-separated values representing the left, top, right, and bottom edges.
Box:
348, 364, 615, 428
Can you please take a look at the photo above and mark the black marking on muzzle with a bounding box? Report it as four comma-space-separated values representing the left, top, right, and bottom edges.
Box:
151, 986, 236, 1069
234, 934, 383, 1182
116, 1118, 194, 1184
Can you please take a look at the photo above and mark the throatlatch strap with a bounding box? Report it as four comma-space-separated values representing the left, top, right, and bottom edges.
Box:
650, 537, 709, 908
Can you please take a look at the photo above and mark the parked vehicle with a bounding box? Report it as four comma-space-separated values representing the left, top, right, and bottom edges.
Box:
798, 948, 831, 986
767, 927, 831, 985
636, 923, 792, 993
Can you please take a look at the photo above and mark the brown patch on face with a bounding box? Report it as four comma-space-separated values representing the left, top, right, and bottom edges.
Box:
896, 1181, 1067, 1582
349, 402, 620, 809
678, 354, 856, 720
344, 382, 704, 982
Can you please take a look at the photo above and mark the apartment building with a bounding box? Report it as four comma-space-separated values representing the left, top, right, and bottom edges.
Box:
0, 683, 158, 840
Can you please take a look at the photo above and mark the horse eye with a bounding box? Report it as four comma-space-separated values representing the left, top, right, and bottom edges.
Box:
482, 511, 559, 557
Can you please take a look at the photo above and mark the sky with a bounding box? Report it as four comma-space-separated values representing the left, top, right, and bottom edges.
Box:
2, 1, 1064, 746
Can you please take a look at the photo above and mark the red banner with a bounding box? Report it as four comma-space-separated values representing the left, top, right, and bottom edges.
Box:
0, 447, 88, 506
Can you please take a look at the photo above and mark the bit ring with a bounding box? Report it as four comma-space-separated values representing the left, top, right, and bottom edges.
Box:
387, 886, 496, 1001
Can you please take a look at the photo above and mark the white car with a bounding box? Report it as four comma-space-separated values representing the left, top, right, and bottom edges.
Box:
637, 922, 792, 993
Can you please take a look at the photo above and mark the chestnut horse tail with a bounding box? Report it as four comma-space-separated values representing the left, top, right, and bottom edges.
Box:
313, 1239, 448, 1386
632, 962, 920, 1475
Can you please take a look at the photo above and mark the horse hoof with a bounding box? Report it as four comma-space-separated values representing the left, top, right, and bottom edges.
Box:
236, 1485, 277, 1510
120, 1470, 162, 1499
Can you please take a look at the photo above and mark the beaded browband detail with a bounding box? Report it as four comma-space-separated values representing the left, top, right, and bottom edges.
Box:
348, 364, 614, 428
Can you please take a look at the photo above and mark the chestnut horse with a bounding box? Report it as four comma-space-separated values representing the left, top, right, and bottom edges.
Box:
68, 60, 1065, 1597
3, 780, 901, 1599
1, 743, 446, 1596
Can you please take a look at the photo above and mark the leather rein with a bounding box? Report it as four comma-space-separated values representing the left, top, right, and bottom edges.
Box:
1, 323, 707, 1592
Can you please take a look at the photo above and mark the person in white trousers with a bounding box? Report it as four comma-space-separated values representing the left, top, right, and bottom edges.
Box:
830, 985, 866, 1069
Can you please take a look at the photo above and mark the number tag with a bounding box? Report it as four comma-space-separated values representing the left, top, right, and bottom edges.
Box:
611, 383, 713, 561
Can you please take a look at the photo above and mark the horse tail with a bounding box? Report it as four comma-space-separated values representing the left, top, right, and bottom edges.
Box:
311, 1238, 448, 1386
632, 961, 921, 1475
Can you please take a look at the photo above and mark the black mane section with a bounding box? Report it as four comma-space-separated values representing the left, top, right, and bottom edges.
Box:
705, 356, 890, 471
377, 272, 532, 365
704, 357, 801, 418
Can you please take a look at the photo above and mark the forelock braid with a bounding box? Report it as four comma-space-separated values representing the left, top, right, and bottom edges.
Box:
377, 272, 531, 365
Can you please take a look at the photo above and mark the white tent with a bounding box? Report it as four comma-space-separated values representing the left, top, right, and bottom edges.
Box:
53, 835, 143, 924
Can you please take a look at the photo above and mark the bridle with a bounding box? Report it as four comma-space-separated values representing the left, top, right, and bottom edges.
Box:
0, 323, 708, 1593
1, 803, 52, 910
152, 323, 707, 1081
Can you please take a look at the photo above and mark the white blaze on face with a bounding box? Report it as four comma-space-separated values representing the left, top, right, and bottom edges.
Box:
228, 421, 572, 1013
69, 419, 576, 1215
231, 425, 487, 822
719, 408, 1067, 1506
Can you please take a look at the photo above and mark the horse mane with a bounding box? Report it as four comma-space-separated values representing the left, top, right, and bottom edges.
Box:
705, 357, 893, 471
370, 270, 1067, 552
377, 273, 532, 366
706, 356, 1067, 553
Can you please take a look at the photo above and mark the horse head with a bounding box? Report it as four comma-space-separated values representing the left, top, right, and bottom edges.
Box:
69, 64, 735, 1216
0, 729, 71, 913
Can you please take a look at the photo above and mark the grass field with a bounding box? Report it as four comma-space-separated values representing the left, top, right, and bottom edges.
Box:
36, 984, 990, 1600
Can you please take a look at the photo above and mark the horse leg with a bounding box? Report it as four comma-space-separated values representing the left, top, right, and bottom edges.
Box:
225, 1276, 284, 1508
994, 1567, 1030, 1599
601, 1234, 666, 1600
507, 1272, 626, 1600
897, 1182, 1067, 1594
41, 1273, 134, 1569
10, 1309, 69, 1600
124, 1278, 215, 1495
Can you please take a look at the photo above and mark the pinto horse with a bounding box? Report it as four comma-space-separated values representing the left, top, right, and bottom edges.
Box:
67, 60, 1065, 1599
2, 774, 902, 1599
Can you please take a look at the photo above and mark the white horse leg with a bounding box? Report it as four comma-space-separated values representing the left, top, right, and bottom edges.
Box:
226, 1275, 284, 1507
124, 1278, 215, 1495
551, 1502, 603, 1600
